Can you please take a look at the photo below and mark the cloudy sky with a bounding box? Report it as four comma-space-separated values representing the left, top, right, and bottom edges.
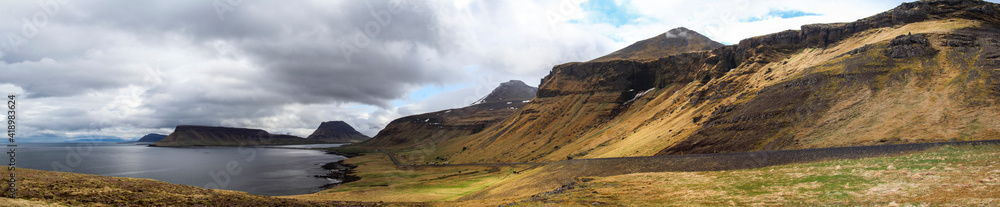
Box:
1, 0, 979, 142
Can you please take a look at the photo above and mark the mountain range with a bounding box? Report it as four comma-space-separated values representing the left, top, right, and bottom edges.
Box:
135, 133, 168, 142
358, 0, 1000, 164
151, 121, 370, 147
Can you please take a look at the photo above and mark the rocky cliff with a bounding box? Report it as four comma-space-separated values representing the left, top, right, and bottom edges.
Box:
306, 121, 370, 143
357, 80, 537, 150
422, 0, 1000, 163
152, 125, 324, 147
135, 133, 168, 142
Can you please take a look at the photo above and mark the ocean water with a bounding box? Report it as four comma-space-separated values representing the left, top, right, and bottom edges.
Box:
2, 142, 346, 196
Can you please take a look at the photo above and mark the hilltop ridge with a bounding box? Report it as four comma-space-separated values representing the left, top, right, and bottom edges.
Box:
152, 125, 325, 147
591, 27, 725, 62
306, 121, 370, 143
357, 80, 537, 149
401, 0, 1000, 164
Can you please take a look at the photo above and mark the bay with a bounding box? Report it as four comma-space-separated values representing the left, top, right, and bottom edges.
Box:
2, 142, 346, 196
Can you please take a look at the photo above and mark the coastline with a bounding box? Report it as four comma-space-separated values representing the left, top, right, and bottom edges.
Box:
316, 150, 363, 189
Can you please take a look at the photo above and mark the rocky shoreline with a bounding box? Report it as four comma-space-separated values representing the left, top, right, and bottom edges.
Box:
316, 150, 362, 189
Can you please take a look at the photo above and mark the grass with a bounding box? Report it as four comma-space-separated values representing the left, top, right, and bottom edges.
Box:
286, 153, 538, 203
507, 144, 1000, 206
0, 167, 393, 206
1, 143, 998, 206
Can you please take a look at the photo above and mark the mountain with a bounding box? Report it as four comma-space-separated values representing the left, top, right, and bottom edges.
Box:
135, 133, 168, 142
356, 80, 538, 149
68, 138, 130, 142
395, 0, 1000, 164
472, 80, 538, 104
306, 121, 370, 143
590, 27, 725, 62
152, 125, 326, 147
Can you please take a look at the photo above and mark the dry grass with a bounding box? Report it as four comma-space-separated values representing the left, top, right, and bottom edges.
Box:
0, 144, 997, 206
287, 153, 538, 203
0, 167, 393, 206
508, 144, 1000, 206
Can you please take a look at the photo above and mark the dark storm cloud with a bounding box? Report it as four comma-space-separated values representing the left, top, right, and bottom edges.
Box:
1, 0, 467, 131
235, 0, 456, 108
0, 0, 627, 138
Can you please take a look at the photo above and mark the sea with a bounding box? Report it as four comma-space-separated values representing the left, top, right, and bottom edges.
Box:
1, 142, 347, 196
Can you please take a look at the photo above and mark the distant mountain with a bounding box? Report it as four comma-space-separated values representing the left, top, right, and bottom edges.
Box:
306, 121, 370, 143
357, 80, 537, 149
472, 80, 538, 105
135, 133, 168, 142
590, 27, 724, 62
152, 125, 328, 147
68, 138, 130, 142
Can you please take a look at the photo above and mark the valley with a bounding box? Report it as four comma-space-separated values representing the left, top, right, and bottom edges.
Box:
4, 0, 1000, 206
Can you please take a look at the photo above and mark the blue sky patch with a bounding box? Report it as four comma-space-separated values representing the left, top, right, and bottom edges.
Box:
582, 0, 640, 27
741, 10, 821, 22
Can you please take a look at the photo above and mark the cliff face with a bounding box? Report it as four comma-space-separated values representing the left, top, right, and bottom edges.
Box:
306, 121, 370, 143
425, 0, 1000, 163
153, 125, 323, 147
357, 80, 537, 149
136, 133, 168, 142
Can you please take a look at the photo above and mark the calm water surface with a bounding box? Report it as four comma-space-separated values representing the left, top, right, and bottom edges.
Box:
3, 142, 346, 196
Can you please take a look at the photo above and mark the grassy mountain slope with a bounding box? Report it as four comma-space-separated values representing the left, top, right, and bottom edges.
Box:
420, 0, 1000, 164
354, 80, 537, 151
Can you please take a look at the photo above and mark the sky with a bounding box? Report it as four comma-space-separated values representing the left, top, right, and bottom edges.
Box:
0, 0, 982, 142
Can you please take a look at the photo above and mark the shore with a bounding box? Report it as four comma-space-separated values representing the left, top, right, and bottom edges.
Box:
316, 150, 363, 189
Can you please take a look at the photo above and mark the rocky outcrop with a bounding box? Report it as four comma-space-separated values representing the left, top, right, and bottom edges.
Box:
725, 0, 999, 68
152, 125, 324, 147
135, 133, 168, 142
886, 34, 936, 58
306, 121, 370, 143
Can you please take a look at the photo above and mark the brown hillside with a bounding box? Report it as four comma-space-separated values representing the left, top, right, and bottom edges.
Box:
418, 0, 1000, 164
355, 80, 537, 150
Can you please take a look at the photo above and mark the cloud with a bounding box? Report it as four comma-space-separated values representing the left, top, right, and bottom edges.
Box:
0, 0, 966, 141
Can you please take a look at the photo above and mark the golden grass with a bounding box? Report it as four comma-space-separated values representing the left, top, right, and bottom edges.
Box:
287, 153, 538, 203
0, 167, 391, 206
1, 144, 998, 206
508, 144, 1000, 206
